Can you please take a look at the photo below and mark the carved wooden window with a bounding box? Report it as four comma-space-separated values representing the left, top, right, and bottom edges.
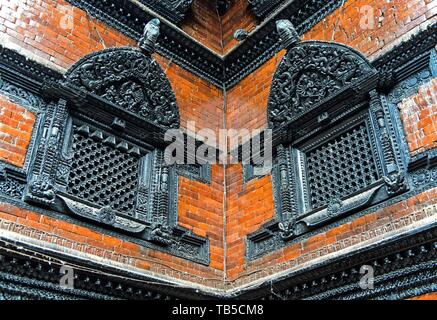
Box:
23, 45, 210, 264
67, 124, 142, 213
247, 26, 408, 255
303, 120, 380, 211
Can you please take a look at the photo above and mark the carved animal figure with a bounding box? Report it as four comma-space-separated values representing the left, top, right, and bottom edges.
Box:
276, 19, 300, 48
139, 18, 161, 54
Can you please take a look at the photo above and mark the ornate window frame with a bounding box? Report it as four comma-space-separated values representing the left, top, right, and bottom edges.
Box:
246, 21, 411, 259
17, 22, 212, 264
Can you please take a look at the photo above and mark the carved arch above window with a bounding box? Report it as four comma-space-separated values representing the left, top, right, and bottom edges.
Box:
65, 47, 180, 129
268, 41, 377, 130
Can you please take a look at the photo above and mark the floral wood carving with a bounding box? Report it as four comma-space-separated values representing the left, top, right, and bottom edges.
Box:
64, 47, 180, 129
268, 42, 374, 129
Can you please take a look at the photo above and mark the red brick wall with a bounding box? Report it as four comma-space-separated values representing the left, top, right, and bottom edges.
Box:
226, 164, 274, 279
399, 78, 437, 155
155, 55, 225, 136
181, 0, 224, 54
178, 165, 225, 271
302, 0, 437, 58
222, 0, 258, 53
0, 95, 35, 167
226, 51, 285, 136
0, 0, 136, 70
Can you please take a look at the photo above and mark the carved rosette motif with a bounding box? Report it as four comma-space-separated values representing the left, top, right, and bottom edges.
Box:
65, 48, 180, 129
268, 42, 373, 128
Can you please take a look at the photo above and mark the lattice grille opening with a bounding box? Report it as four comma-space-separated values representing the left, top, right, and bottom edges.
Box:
67, 129, 140, 214
306, 123, 379, 209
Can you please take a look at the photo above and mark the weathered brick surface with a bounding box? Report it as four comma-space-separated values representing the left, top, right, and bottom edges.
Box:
0, 0, 136, 70
222, 0, 258, 53
0, 95, 35, 167
226, 51, 285, 136
181, 0, 224, 54
303, 0, 437, 59
226, 164, 275, 277
399, 78, 437, 155
155, 55, 225, 136
178, 164, 225, 271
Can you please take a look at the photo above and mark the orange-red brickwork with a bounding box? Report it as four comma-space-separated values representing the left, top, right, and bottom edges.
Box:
155, 55, 225, 136
399, 78, 437, 155
409, 292, 437, 300
181, 0, 224, 54
302, 0, 437, 58
222, 0, 258, 54
178, 165, 225, 271
225, 164, 275, 277
0, 95, 35, 167
226, 51, 285, 137
0, 0, 136, 70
